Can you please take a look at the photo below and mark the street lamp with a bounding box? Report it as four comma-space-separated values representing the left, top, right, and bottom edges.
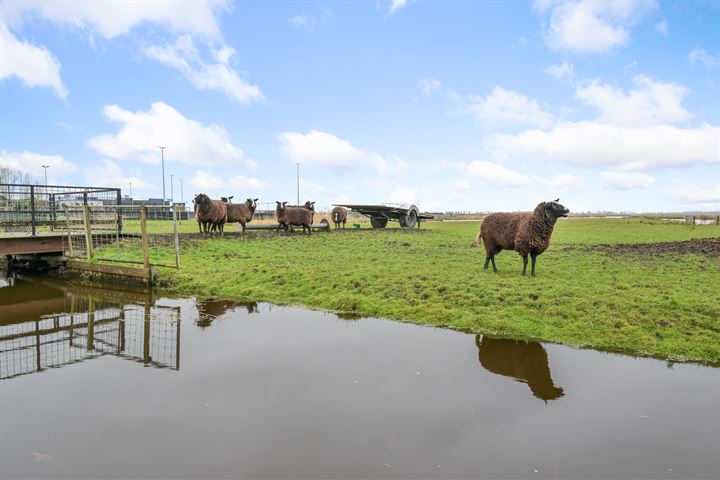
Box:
159, 146, 166, 205
42, 165, 49, 186
129, 182, 133, 205
170, 174, 174, 204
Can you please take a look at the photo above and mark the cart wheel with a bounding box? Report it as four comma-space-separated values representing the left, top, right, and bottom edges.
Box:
370, 217, 388, 228
402, 205, 418, 228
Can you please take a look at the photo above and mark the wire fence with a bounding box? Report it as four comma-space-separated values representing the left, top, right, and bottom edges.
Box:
0, 299, 180, 381
0, 183, 121, 236
64, 205, 181, 269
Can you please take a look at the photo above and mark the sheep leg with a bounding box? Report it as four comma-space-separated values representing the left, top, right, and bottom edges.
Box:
531, 252, 538, 276
521, 254, 528, 275
484, 255, 491, 270
490, 254, 498, 272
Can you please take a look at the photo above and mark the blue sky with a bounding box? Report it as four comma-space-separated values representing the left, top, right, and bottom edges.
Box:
1, 0, 718, 213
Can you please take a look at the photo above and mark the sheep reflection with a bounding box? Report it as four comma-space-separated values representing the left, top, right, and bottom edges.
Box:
196, 299, 258, 328
475, 335, 564, 401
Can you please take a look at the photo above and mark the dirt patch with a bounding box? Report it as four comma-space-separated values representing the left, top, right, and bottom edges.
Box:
583, 238, 720, 257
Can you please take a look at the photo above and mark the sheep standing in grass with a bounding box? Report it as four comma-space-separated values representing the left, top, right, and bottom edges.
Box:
223, 197, 259, 233
477, 199, 569, 276
276, 201, 314, 234
330, 206, 348, 229
193, 193, 227, 234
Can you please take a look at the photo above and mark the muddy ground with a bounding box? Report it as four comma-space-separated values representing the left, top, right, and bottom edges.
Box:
574, 238, 720, 257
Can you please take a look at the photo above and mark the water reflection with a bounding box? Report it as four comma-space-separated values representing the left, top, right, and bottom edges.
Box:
475, 335, 564, 401
196, 299, 258, 328
0, 276, 180, 381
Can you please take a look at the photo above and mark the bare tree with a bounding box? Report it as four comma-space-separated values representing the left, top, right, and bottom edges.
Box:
0, 166, 37, 185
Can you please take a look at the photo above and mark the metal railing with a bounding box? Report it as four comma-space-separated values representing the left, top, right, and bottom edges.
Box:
0, 183, 121, 237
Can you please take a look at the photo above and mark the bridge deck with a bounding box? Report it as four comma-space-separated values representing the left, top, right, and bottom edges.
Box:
0, 234, 67, 256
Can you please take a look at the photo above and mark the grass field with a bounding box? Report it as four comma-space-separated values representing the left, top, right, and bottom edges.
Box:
100, 218, 720, 364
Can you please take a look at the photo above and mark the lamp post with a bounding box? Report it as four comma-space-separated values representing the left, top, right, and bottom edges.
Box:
159, 146, 166, 205
170, 174, 174, 204
296, 162, 300, 205
129, 182, 133, 205
42, 165, 49, 186
180, 177, 184, 205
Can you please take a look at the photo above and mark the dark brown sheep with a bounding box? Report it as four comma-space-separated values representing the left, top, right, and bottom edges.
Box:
477, 199, 569, 276
330, 206, 348, 229
193, 193, 227, 234
222, 197, 258, 233
276, 201, 314, 234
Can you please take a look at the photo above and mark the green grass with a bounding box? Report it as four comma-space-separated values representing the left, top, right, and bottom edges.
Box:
97, 218, 720, 364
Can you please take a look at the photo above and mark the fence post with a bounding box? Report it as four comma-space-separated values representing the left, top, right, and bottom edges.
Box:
83, 204, 93, 259
30, 185, 36, 236
172, 205, 180, 268
64, 206, 75, 257
115, 209, 121, 245
116, 189, 122, 238
50, 193, 56, 231
140, 205, 150, 269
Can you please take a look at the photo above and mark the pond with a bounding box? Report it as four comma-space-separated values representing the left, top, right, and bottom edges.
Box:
1, 274, 718, 479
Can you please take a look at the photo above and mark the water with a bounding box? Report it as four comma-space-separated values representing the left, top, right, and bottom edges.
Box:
1, 275, 719, 479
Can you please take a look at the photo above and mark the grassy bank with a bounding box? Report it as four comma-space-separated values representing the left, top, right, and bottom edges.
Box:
109, 218, 720, 364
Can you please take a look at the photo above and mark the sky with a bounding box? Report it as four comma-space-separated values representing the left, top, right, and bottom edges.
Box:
1, 0, 719, 213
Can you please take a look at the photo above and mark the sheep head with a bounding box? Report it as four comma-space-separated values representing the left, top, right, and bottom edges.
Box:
193, 194, 211, 209
544, 199, 570, 218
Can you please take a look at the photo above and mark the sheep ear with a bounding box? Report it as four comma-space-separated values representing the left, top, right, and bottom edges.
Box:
554, 198, 560, 202
254, 198, 258, 202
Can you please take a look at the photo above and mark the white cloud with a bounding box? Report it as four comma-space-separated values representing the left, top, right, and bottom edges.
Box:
655, 20, 667, 34
0, 22, 67, 98
574, 75, 690, 126
491, 122, 718, 171
191, 170, 267, 192
278, 130, 409, 177
88, 102, 255, 169
600, 171, 654, 190
461, 87, 555, 128
144, 36, 263, 104
388, 186, 418, 205
689, 48, 720, 69
457, 161, 584, 193
85, 160, 154, 190
418, 77, 441, 96
535, 0, 656, 53
0, 150, 76, 176
1, 1, 228, 39
279, 130, 363, 168
462, 161, 533, 187
289, 15, 312, 30
545, 60, 574, 80
671, 183, 719, 206
544, 173, 585, 191
389, 0, 408, 15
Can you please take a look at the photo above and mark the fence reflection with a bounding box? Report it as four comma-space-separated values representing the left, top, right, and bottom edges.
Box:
0, 280, 180, 380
